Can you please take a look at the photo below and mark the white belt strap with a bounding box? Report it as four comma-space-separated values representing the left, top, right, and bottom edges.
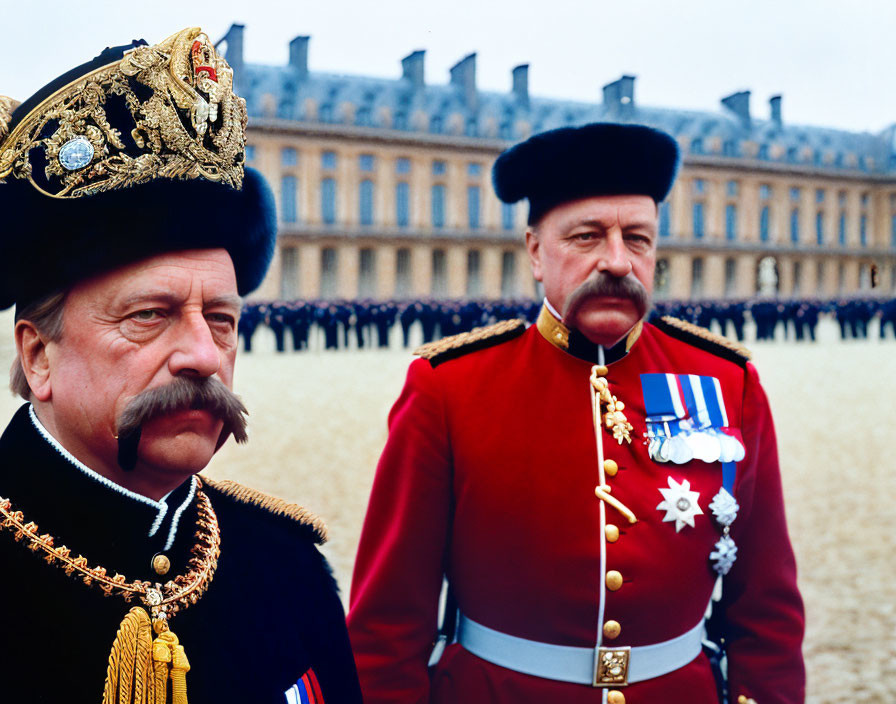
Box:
457, 613, 706, 687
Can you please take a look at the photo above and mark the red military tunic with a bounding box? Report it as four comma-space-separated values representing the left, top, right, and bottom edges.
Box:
348, 310, 805, 704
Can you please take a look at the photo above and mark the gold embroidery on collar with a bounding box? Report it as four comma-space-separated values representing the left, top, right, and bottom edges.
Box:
535, 304, 643, 355
0, 27, 246, 198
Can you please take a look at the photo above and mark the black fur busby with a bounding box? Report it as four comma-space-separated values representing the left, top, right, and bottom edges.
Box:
0, 31, 276, 310
492, 122, 680, 224
0, 169, 276, 309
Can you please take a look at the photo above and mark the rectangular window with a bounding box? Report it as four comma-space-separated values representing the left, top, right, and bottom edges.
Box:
693, 179, 705, 195
432, 160, 447, 176
790, 187, 801, 202
280, 175, 298, 223
321, 150, 337, 170
659, 202, 671, 238
860, 214, 867, 247
501, 251, 517, 297
466, 250, 482, 296
396, 157, 411, 174
431, 184, 446, 228
816, 261, 825, 294
359, 154, 375, 172
281, 147, 298, 166
838, 191, 847, 206
396, 182, 410, 228
816, 212, 825, 245
692, 202, 704, 239
726, 180, 739, 197
431, 249, 447, 295
725, 204, 737, 241
320, 247, 338, 298
724, 258, 736, 296
395, 248, 411, 296
321, 177, 337, 225
815, 188, 826, 203
502, 202, 515, 231
280, 246, 299, 299
790, 208, 800, 244
838, 212, 846, 246
760, 184, 772, 200
861, 192, 869, 207
691, 257, 704, 297
359, 179, 374, 226
467, 162, 482, 177
792, 261, 802, 295
359, 248, 376, 297
891, 214, 896, 248
760, 206, 770, 242
467, 186, 481, 229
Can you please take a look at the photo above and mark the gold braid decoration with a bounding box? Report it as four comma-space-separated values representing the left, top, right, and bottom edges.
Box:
0, 480, 220, 704
589, 366, 634, 444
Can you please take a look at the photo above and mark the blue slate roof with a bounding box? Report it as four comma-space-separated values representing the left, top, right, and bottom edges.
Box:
229, 34, 895, 176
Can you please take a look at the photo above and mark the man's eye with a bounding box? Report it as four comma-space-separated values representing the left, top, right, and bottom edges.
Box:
206, 313, 235, 326
131, 309, 160, 321
575, 232, 596, 241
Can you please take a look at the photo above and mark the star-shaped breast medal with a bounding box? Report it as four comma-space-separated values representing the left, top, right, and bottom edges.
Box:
656, 476, 703, 532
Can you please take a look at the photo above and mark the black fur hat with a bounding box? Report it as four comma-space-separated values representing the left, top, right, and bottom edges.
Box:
492, 122, 680, 225
0, 29, 276, 310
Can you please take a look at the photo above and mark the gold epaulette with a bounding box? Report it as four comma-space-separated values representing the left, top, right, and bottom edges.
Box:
200, 476, 328, 544
656, 316, 752, 365
414, 318, 526, 366
0, 95, 20, 142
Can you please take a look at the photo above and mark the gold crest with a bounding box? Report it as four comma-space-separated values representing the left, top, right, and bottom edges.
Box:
0, 28, 246, 198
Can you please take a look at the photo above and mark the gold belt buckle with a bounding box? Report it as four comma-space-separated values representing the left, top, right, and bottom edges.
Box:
593, 646, 631, 687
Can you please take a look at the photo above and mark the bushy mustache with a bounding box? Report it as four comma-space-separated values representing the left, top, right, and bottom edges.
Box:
562, 270, 651, 323
116, 376, 248, 445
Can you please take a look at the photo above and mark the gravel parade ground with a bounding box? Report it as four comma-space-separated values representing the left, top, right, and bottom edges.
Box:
1, 310, 893, 703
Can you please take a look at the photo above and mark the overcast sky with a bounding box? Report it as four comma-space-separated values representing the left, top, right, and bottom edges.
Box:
2, 0, 893, 134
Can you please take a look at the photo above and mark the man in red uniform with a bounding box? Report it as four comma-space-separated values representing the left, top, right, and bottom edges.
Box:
348, 123, 805, 704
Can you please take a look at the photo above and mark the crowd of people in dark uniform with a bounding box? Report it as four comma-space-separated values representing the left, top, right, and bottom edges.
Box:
237, 297, 896, 352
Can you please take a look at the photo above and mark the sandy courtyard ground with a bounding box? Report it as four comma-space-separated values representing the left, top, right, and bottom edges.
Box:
0, 310, 893, 702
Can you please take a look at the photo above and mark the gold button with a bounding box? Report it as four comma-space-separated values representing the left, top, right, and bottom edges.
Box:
151, 554, 171, 576
603, 620, 621, 639
594, 365, 609, 377
606, 570, 623, 591
603, 459, 619, 476
605, 524, 620, 542
607, 692, 626, 704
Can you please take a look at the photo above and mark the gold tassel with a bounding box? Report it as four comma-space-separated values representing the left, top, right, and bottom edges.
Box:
103, 608, 154, 704
103, 608, 191, 704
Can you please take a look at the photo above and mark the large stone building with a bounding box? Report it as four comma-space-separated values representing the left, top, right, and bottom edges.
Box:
220, 24, 896, 302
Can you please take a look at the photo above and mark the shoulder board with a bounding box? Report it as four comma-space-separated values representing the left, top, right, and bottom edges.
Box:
414, 318, 526, 367
200, 476, 327, 544
654, 316, 752, 367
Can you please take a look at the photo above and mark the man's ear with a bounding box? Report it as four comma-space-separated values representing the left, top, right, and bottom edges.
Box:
525, 227, 544, 282
15, 320, 52, 402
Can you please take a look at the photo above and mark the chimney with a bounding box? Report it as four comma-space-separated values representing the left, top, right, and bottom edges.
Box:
289, 36, 309, 78
602, 75, 636, 116
769, 95, 782, 127
450, 53, 478, 110
512, 64, 529, 107
218, 24, 244, 78
721, 90, 751, 128
401, 50, 425, 90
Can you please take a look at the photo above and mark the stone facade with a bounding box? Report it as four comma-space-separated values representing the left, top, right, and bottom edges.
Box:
221, 25, 896, 302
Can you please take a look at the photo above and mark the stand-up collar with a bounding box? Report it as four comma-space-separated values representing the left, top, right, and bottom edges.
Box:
535, 301, 642, 365
0, 404, 198, 581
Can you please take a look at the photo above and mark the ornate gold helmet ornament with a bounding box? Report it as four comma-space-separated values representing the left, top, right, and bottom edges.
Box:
0, 27, 246, 197
0, 27, 275, 311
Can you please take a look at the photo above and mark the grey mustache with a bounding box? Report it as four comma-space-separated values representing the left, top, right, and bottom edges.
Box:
563, 270, 650, 322
116, 376, 248, 444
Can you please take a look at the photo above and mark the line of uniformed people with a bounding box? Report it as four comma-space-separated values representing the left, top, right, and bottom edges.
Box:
237, 297, 896, 352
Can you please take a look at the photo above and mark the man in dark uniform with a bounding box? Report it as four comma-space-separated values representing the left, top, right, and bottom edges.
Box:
0, 28, 361, 704
348, 123, 804, 704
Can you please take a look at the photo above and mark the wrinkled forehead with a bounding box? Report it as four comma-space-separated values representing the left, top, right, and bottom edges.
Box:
537, 194, 659, 233
67, 248, 240, 309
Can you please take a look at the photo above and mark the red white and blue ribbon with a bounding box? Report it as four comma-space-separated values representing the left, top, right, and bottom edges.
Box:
284, 668, 325, 704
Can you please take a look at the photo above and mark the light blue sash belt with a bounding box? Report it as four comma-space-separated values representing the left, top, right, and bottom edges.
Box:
457, 612, 706, 686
